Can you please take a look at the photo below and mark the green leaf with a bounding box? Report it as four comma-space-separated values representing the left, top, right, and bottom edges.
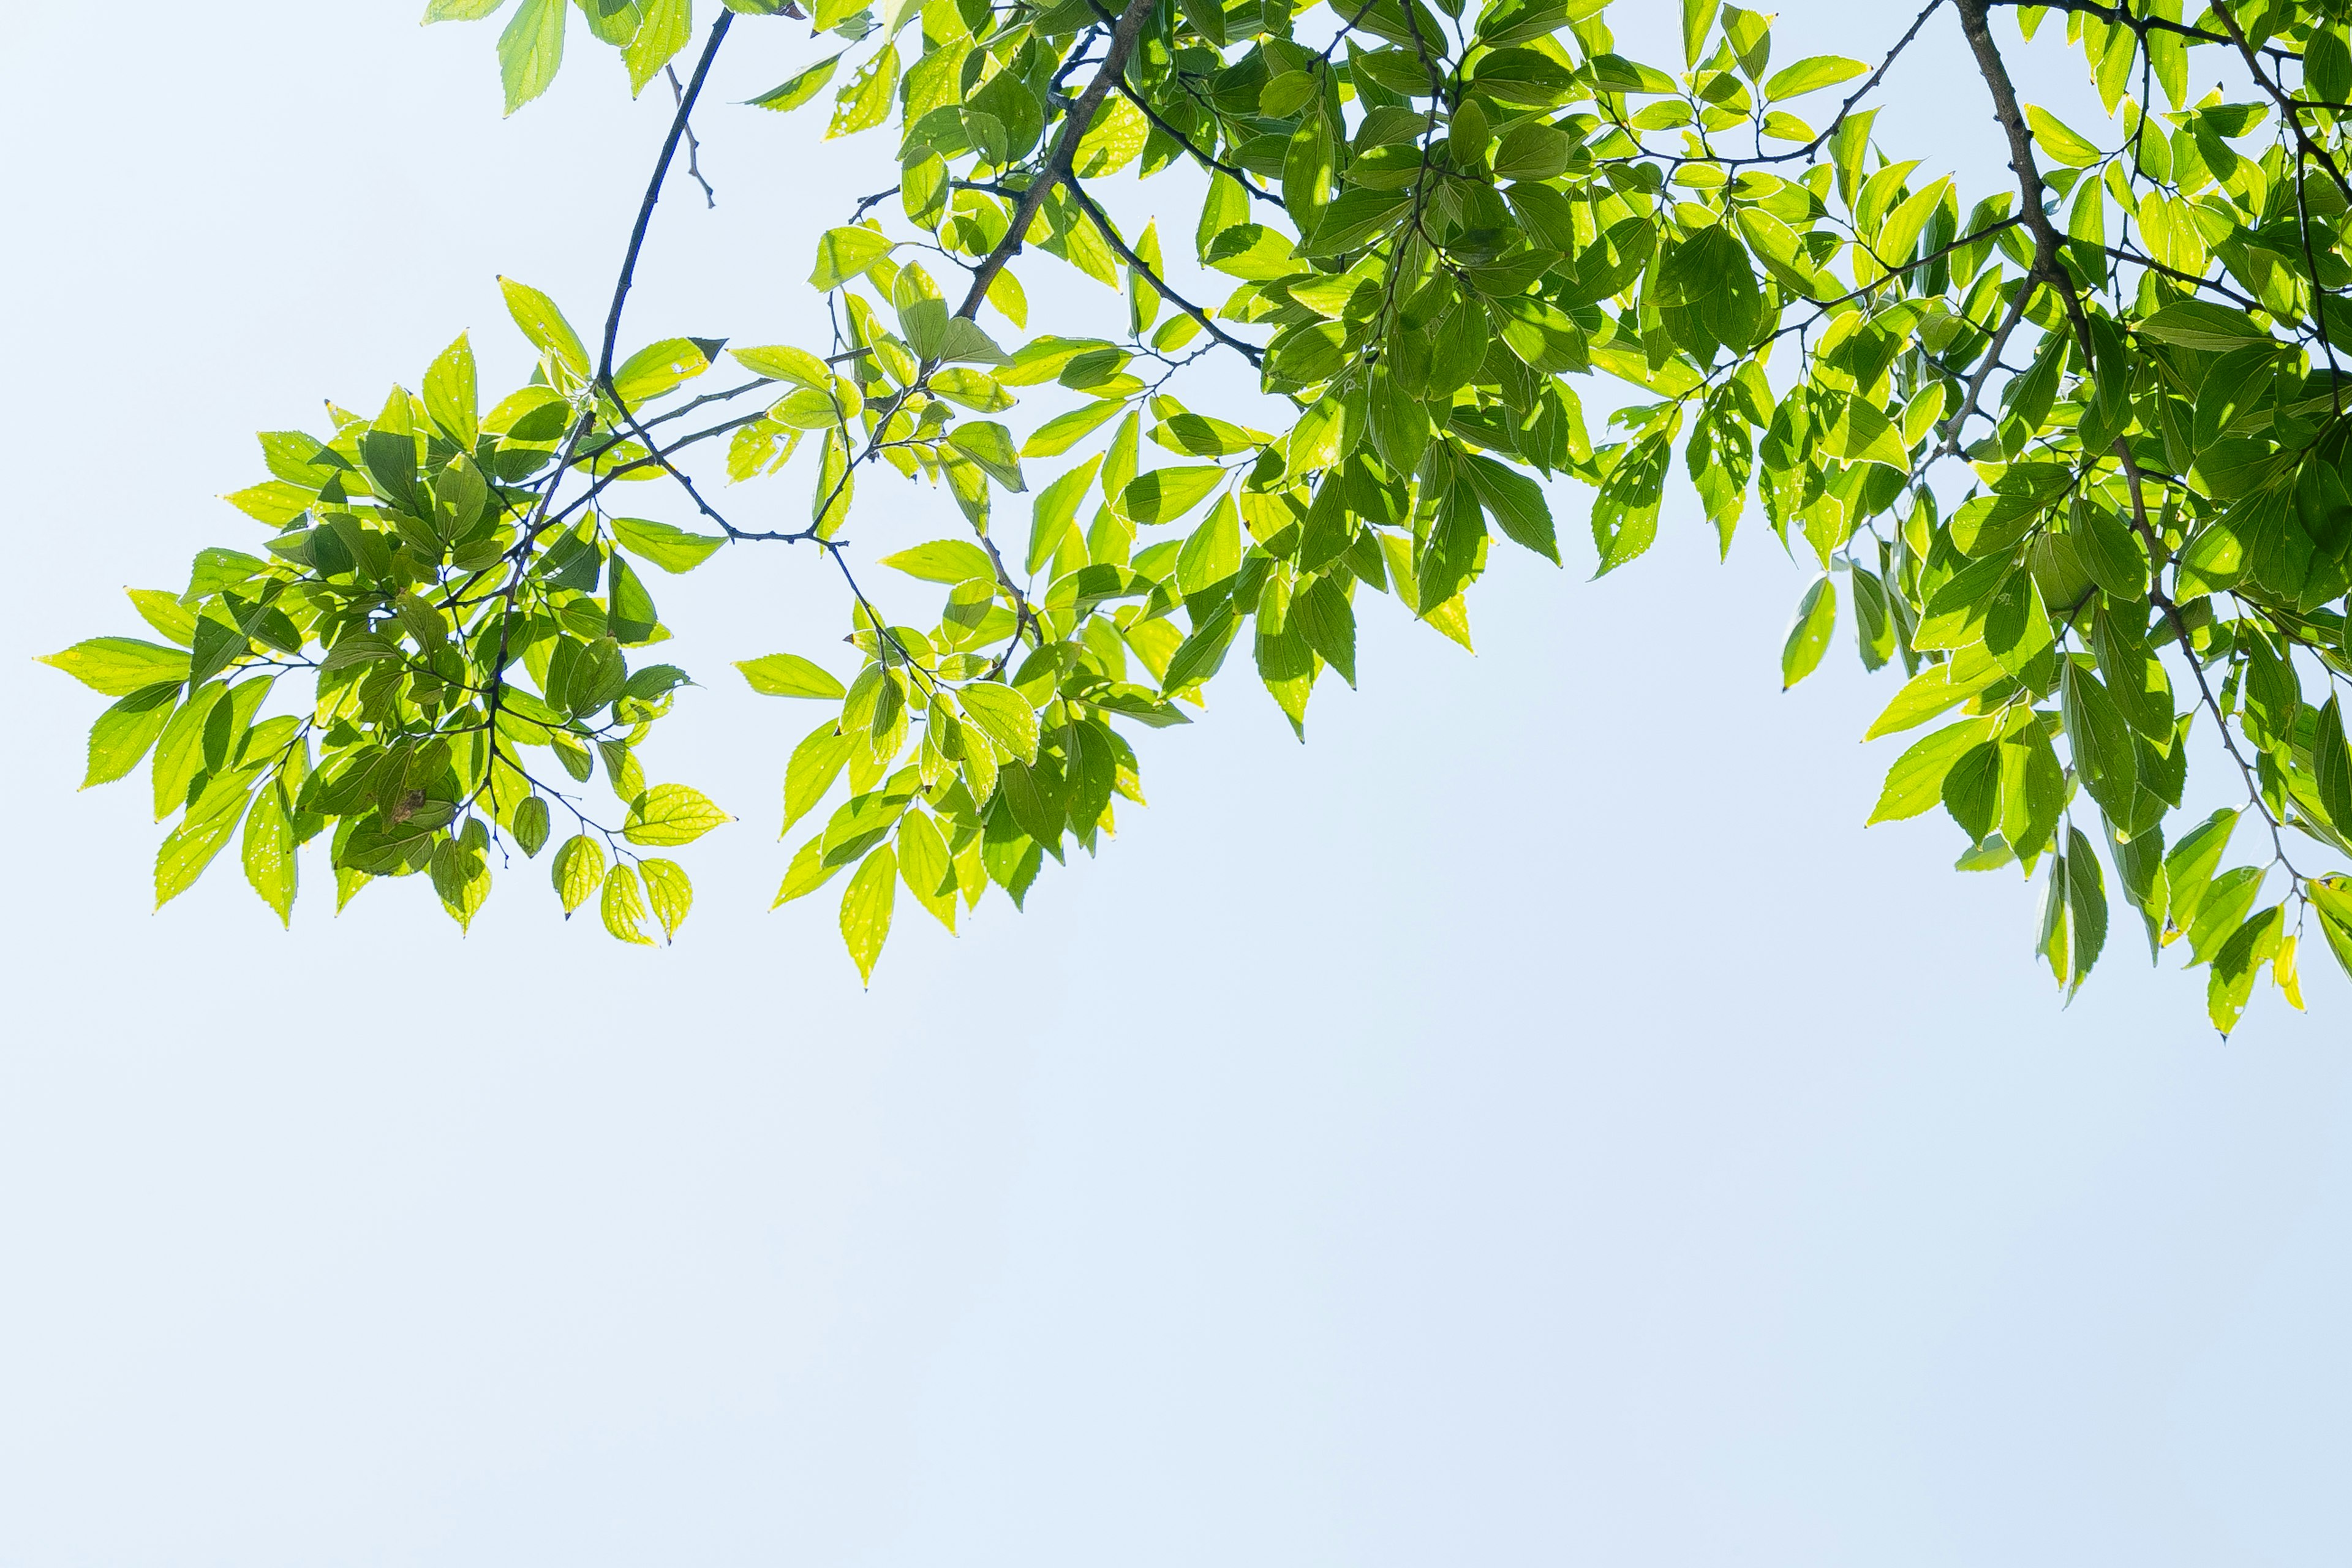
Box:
827, 43, 901, 138
554, 832, 607, 914
624, 782, 732, 846
840, 843, 897, 984
241, 783, 297, 928
606, 556, 660, 645
499, 275, 591, 381
424, 333, 480, 445
497, 0, 567, 115
1028, 456, 1102, 575
1781, 575, 1837, 690
935, 317, 1010, 366
2313, 877, 2352, 981
40, 637, 191, 696
785, 721, 854, 832
1863, 644, 2004, 739
1868, 716, 1997, 824
737, 653, 847, 699
431, 835, 491, 932
1178, 496, 1243, 595
610, 336, 711, 405
1290, 574, 1357, 686
83, 683, 180, 788
1823, 398, 1911, 469
1682, 0, 1721, 66
810, 226, 895, 291
1763, 54, 1866, 100
2025, 104, 2103, 165
424, 0, 506, 18
1023, 399, 1128, 457
601, 862, 657, 944
750, 51, 845, 110
2062, 825, 2108, 995
2186, 866, 2265, 966
1462, 454, 1558, 562
609, 514, 726, 573
2136, 300, 2269, 352
640, 857, 693, 941
156, 772, 256, 908
1941, 741, 2003, 842
1300, 189, 1413, 256
2313, 695, 2352, 831
895, 811, 959, 932
957, 680, 1039, 764
731, 343, 832, 387
1120, 466, 1224, 526
623, 0, 692, 94
127, 588, 197, 648
513, 796, 552, 857
946, 422, 1026, 491
2207, 905, 2284, 1034
2060, 660, 2138, 823
881, 540, 996, 583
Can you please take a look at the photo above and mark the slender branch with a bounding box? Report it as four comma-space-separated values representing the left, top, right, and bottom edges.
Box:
2209, 0, 2352, 207
600, 12, 734, 382
1983, 0, 2274, 54
665, 64, 718, 208
2293, 164, 2343, 414
2099, 241, 2264, 312
1962, 0, 2310, 881
1109, 75, 1284, 202
1938, 271, 2036, 456
1074, 2, 1283, 204
1061, 175, 1264, 366
1787, 0, 1949, 167
952, 0, 1159, 325
1591, 0, 1948, 177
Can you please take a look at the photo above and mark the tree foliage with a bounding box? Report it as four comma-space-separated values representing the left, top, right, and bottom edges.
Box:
40, 0, 2352, 1023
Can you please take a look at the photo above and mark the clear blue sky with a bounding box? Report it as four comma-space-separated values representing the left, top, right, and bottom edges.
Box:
4, 4, 2348, 1564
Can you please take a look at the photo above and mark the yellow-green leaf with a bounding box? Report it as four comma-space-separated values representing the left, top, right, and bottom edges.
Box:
553, 832, 606, 914
242, 783, 296, 928
623, 782, 731, 846
2026, 104, 2103, 166
601, 862, 657, 945
42, 636, 191, 696
499, 275, 590, 381
748, 51, 844, 111
737, 652, 847, 698
810, 226, 895, 291
956, 680, 1038, 764
1781, 576, 1838, 690
840, 843, 897, 984
497, 0, 567, 115
641, 857, 693, 941
624, 0, 691, 95
1763, 55, 1865, 100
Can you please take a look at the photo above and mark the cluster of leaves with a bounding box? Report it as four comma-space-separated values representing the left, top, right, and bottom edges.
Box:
42, 0, 2352, 1024
40, 288, 737, 943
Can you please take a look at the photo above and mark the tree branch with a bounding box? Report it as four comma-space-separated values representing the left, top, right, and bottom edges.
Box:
1983, 0, 2269, 53
952, 0, 1158, 325
2209, 0, 2352, 206
600, 11, 733, 382
1062, 175, 1264, 366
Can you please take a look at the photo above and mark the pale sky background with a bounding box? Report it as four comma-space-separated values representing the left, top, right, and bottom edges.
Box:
4, 3, 2351, 1564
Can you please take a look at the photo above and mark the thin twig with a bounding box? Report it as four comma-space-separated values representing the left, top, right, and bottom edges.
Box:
666, 64, 718, 207
1062, 175, 1264, 366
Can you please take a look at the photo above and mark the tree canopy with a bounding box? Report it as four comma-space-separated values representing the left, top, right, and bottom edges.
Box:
39, 0, 2352, 1028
